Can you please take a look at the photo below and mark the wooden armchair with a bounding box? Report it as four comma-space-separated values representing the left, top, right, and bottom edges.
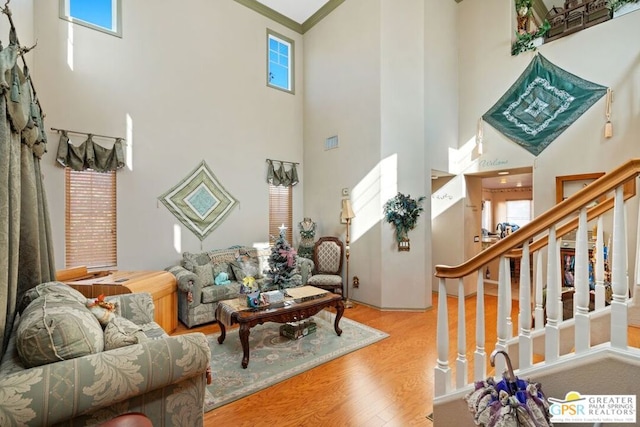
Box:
306, 236, 344, 295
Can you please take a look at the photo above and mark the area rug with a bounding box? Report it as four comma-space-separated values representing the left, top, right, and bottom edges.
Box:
204, 311, 388, 411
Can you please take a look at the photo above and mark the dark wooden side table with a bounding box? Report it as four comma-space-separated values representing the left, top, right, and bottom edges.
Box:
217, 292, 344, 368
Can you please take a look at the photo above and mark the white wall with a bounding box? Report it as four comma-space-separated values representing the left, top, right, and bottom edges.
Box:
304, 0, 457, 309
32, 0, 304, 270
303, 0, 384, 306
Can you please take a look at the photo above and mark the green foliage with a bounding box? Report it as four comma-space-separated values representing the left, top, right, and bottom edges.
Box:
608, 0, 640, 11
511, 20, 551, 56
383, 192, 426, 243
266, 229, 298, 290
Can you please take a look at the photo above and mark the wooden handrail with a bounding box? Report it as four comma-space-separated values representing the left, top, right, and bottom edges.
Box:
434, 158, 640, 279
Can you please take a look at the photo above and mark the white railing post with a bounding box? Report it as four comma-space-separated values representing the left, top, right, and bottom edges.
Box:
519, 242, 533, 369
435, 277, 451, 396
611, 186, 628, 349
456, 278, 467, 388
594, 216, 606, 309
574, 207, 591, 353
474, 270, 486, 381
545, 225, 560, 362
494, 256, 508, 376
503, 256, 513, 339
534, 251, 544, 329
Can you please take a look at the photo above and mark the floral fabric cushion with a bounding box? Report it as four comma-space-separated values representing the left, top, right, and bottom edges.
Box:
16, 294, 104, 367
104, 315, 147, 350
17, 281, 87, 314
193, 264, 215, 287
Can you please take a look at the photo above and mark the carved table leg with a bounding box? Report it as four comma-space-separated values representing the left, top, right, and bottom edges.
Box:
217, 321, 226, 344
334, 300, 344, 336
239, 323, 251, 368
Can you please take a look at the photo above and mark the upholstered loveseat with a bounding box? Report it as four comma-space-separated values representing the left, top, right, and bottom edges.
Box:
167, 246, 314, 328
0, 281, 211, 426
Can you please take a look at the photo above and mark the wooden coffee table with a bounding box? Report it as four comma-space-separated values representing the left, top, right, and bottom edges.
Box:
216, 290, 344, 368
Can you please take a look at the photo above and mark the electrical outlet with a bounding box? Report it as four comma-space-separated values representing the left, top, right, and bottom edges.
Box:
352, 276, 359, 288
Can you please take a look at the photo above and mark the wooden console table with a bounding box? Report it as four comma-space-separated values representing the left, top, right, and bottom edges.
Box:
57, 267, 178, 333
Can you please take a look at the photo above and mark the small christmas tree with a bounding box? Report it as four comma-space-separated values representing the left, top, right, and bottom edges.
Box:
266, 228, 298, 290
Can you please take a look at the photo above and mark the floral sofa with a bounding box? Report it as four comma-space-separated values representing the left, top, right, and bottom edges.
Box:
166, 246, 314, 328
0, 281, 211, 426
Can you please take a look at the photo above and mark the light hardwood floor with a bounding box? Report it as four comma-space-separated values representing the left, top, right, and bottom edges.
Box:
172, 293, 640, 427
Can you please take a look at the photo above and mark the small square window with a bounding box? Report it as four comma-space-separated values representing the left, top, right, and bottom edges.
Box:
267, 30, 294, 94
59, 0, 122, 37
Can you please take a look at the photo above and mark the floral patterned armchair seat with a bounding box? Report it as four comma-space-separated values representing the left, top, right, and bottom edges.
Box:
0, 282, 211, 426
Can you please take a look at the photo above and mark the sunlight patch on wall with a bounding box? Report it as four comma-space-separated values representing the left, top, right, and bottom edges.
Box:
351, 154, 398, 243
431, 174, 465, 220
126, 113, 133, 170
173, 223, 181, 254
66, 22, 74, 70
448, 134, 478, 175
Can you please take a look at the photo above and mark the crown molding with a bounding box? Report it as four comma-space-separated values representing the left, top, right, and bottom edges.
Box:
234, 0, 303, 33
302, 0, 345, 34
234, 0, 345, 34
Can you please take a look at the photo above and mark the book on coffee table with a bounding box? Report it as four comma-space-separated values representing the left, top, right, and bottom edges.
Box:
285, 286, 328, 303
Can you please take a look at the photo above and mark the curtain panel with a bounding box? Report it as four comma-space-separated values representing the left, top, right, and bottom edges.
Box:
0, 27, 56, 355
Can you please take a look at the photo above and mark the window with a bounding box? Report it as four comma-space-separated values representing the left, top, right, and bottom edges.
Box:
59, 0, 122, 37
65, 168, 117, 269
505, 199, 532, 228
267, 30, 294, 93
268, 184, 292, 244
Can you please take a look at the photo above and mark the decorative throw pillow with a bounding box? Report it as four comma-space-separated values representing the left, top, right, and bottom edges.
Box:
231, 258, 260, 281
104, 315, 147, 350
16, 294, 104, 367
17, 281, 87, 314
212, 262, 233, 279
193, 264, 215, 287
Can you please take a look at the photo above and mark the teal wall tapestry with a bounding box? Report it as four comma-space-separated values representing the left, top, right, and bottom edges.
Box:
482, 54, 607, 156
159, 160, 238, 241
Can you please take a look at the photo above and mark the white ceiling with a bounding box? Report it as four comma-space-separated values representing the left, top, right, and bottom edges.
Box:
255, 0, 331, 24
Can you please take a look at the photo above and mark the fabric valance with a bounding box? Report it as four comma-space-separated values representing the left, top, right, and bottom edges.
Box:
266, 159, 299, 186
56, 131, 125, 172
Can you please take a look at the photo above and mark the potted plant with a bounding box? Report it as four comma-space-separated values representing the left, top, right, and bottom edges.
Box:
511, 0, 551, 56
383, 192, 426, 250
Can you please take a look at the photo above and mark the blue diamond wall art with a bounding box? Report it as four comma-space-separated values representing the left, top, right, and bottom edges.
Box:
159, 160, 238, 240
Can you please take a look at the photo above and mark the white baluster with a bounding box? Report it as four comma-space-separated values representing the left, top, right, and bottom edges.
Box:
456, 278, 467, 388
574, 207, 590, 353
435, 277, 451, 396
594, 216, 606, 309
611, 186, 628, 349
534, 251, 544, 329
519, 242, 532, 369
474, 270, 486, 381
494, 256, 508, 376
545, 226, 560, 362
503, 256, 513, 339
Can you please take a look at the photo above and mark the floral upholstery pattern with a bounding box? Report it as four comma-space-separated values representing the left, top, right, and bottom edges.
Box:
167, 246, 314, 328
0, 290, 211, 426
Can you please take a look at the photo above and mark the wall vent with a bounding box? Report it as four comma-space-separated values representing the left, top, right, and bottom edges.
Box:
325, 135, 339, 151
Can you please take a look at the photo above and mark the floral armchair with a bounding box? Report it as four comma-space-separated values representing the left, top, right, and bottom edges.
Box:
0, 282, 211, 426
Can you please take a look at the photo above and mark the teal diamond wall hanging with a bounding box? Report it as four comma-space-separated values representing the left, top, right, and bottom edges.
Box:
159, 160, 238, 241
482, 55, 607, 156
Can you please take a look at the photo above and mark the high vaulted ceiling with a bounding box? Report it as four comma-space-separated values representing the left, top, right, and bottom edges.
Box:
255, 0, 331, 24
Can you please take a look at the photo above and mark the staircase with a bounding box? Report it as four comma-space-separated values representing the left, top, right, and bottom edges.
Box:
432, 159, 640, 426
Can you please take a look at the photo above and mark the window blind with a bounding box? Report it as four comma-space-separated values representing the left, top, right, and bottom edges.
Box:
268, 184, 292, 244
65, 168, 117, 268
